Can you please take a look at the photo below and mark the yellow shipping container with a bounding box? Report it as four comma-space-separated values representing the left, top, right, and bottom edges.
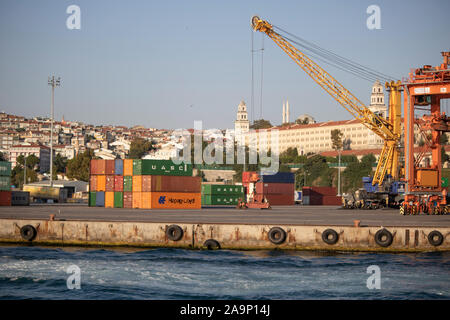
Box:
150, 192, 201, 209
132, 192, 142, 208
97, 175, 106, 191
141, 192, 152, 209
132, 175, 142, 192
124, 159, 134, 176
105, 191, 115, 208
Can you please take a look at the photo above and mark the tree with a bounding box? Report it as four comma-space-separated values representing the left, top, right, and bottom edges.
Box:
0, 152, 6, 161
250, 119, 272, 130
11, 155, 39, 188
128, 138, 154, 159
331, 129, 344, 151
342, 155, 375, 192
66, 149, 94, 181
295, 118, 310, 125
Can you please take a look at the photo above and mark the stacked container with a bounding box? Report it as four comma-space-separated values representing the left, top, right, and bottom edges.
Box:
302, 186, 342, 205
89, 159, 200, 209
254, 172, 295, 205
0, 161, 11, 206
201, 184, 245, 206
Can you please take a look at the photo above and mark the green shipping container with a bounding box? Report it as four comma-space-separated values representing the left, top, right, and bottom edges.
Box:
0, 176, 11, 191
201, 194, 242, 205
0, 162, 11, 177
89, 192, 96, 207
123, 176, 133, 192
114, 192, 123, 208
201, 184, 244, 195
133, 159, 193, 176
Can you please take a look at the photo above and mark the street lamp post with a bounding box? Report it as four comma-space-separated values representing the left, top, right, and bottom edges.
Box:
48, 76, 61, 187
337, 149, 341, 196
23, 156, 27, 188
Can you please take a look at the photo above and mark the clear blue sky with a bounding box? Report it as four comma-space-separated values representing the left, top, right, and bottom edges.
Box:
1, 0, 449, 129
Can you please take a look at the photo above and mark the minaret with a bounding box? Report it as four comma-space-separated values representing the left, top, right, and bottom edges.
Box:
286, 99, 290, 123
282, 101, 286, 124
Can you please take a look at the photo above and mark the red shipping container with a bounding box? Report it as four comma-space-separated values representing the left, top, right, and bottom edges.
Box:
123, 192, 133, 208
310, 186, 337, 196
90, 159, 106, 175
105, 160, 115, 175
105, 175, 115, 192
89, 175, 97, 192
321, 196, 342, 206
142, 175, 152, 192
114, 176, 123, 192
256, 182, 294, 195
0, 191, 11, 206
264, 194, 294, 205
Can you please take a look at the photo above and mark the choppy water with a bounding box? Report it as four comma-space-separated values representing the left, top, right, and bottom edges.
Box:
0, 245, 448, 299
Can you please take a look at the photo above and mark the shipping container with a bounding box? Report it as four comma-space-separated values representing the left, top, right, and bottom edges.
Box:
114, 159, 123, 175
114, 192, 123, 208
141, 192, 152, 209
90, 159, 106, 175
263, 193, 294, 205
105, 191, 114, 208
150, 192, 201, 209
0, 161, 11, 177
132, 175, 142, 192
201, 184, 244, 195
302, 186, 337, 197
0, 176, 11, 191
114, 175, 123, 192
95, 191, 105, 207
89, 192, 96, 207
142, 176, 152, 192
201, 194, 242, 205
132, 192, 142, 208
321, 196, 343, 206
255, 182, 294, 195
260, 172, 295, 183
11, 191, 30, 206
123, 191, 132, 208
105, 175, 115, 192
123, 176, 132, 192
96, 175, 106, 191
123, 159, 134, 176
151, 176, 201, 193
0, 191, 11, 206
89, 175, 97, 192
132, 159, 193, 176
105, 160, 115, 175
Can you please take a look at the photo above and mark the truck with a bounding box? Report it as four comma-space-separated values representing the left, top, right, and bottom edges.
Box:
23, 185, 68, 203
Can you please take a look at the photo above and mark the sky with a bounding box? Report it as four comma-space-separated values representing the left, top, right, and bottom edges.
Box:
0, 0, 449, 130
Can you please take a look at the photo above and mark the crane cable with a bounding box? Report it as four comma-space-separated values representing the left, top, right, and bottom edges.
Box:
272, 24, 398, 83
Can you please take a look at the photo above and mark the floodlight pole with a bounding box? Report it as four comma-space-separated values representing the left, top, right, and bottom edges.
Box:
48, 76, 61, 187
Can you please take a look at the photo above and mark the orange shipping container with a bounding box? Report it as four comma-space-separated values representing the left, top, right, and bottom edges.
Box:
105, 191, 115, 208
141, 192, 152, 209
123, 159, 133, 176
150, 192, 201, 209
132, 192, 142, 208
97, 175, 106, 191
133, 175, 142, 192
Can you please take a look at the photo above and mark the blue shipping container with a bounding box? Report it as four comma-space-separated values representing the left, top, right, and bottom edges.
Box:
260, 172, 295, 183
114, 159, 123, 175
95, 191, 105, 207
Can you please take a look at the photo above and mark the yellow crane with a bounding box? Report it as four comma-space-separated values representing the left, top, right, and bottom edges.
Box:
251, 16, 402, 185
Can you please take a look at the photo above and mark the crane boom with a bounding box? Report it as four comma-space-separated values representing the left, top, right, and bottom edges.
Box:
251, 16, 401, 185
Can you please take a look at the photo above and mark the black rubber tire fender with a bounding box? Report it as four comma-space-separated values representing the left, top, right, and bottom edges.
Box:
322, 228, 339, 245
20, 225, 37, 241
166, 225, 183, 241
427, 230, 444, 246
268, 227, 287, 245
374, 228, 393, 247
203, 239, 221, 250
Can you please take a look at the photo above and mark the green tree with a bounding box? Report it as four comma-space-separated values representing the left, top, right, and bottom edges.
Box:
11, 155, 39, 188
342, 154, 375, 192
66, 149, 94, 181
0, 152, 7, 161
127, 138, 154, 159
331, 129, 344, 151
250, 119, 272, 129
